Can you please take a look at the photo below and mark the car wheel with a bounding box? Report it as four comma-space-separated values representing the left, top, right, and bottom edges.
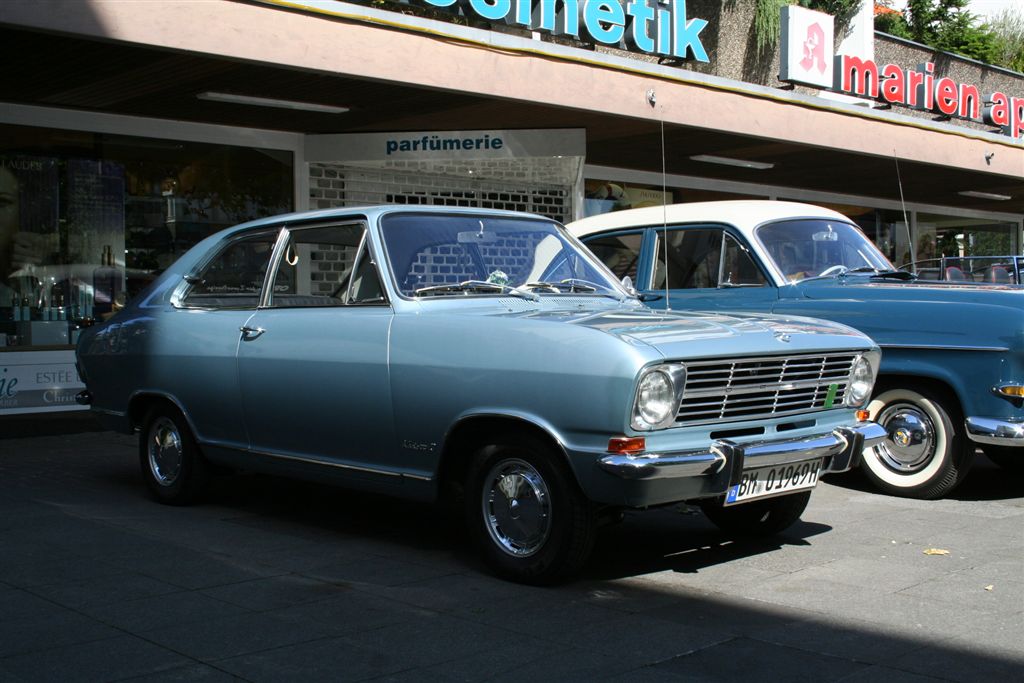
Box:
982, 445, 1024, 474
700, 491, 811, 536
465, 436, 596, 584
139, 404, 209, 505
861, 387, 973, 499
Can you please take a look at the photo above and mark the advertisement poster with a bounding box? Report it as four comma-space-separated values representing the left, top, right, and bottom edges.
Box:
67, 159, 126, 269
1, 155, 60, 300
584, 181, 674, 217
0, 350, 85, 414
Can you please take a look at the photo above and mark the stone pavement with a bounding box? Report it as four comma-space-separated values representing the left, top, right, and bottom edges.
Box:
0, 421, 1021, 682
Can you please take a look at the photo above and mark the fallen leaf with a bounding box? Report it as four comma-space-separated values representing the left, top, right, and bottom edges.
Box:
985, 585, 994, 592
923, 548, 951, 556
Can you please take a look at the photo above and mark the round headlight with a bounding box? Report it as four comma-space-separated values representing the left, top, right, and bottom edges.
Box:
634, 370, 676, 429
846, 356, 874, 406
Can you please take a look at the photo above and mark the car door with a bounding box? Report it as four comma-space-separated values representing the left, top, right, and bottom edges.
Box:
236, 221, 397, 476
639, 225, 778, 313
168, 228, 281, 451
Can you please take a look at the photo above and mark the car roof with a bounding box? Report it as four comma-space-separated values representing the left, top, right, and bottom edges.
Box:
226, 204, 553, 235
567, 200, 852, 237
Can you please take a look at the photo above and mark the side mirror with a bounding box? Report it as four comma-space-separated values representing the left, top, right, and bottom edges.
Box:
621, 275, 638, 296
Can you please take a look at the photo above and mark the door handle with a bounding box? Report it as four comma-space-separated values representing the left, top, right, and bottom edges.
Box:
239, 325, 266, 340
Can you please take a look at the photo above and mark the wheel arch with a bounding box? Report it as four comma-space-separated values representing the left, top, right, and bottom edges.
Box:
436, 413, 574, 502
127, 391, 197, 434
872, 373, 963, 419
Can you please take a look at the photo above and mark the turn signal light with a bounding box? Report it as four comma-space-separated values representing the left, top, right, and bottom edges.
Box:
856, 409, 870, 421
996, 385, 1024, 398
608, 436, 646, 454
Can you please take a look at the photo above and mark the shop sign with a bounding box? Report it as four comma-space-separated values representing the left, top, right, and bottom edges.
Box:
780, 5, 1023, 140
306, 128, 586, 162
0, 350, 85, 415
348, 0, 710, 62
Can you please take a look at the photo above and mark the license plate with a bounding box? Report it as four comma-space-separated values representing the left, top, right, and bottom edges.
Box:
725, 458, 823, 506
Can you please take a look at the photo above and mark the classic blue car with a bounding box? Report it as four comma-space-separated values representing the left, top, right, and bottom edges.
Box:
76, 206, 884, 582
570, 201, 1024, 500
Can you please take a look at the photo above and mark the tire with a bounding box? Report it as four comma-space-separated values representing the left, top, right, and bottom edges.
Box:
982, 445, 1024, 474
464, 435, 596, 584
700, 490, 811, 536
139, 404, 209, 505
861, 386, 973, 499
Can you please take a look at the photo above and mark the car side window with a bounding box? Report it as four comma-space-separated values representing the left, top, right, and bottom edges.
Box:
584, 232, 643, 281
268, 224, 387, 308
181, 231, 278, 308
652, 228, 722, 289
721, 234, 768, 287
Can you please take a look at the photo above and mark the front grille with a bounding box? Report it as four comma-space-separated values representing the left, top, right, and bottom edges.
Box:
676, 353, 858, 426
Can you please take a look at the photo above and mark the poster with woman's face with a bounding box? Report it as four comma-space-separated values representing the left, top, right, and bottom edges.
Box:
0, 156, 60, 286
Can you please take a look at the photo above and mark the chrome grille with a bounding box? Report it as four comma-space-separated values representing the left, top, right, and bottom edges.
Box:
676, 353, 858, 426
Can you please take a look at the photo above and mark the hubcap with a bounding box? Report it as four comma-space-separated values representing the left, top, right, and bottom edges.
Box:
873, 403, 936, 472
482, 459, 551, 557
148, 417, 183, 486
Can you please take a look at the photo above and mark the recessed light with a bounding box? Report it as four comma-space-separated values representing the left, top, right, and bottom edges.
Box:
690, 154, 774, 170
958, 190, 1012, 201
196, 92, 349, 114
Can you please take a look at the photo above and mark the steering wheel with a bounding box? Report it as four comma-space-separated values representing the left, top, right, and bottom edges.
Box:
818, 265, 849, 277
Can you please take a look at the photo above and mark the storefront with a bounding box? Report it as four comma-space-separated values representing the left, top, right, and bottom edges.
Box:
1, 0, 1022, 415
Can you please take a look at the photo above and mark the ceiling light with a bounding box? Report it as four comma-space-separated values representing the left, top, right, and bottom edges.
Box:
958, 190, 1012, 201
690, 154, 774, 170
196, 92, 349, 114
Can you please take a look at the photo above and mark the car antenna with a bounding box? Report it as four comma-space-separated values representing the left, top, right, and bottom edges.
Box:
894, 149, 915, 266
650, 88, 671, 311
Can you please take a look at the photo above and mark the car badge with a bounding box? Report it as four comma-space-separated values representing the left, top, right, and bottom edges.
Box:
774, 332, 791, 343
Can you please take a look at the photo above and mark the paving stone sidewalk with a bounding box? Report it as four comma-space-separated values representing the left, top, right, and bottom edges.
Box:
1, 423, 1022, 682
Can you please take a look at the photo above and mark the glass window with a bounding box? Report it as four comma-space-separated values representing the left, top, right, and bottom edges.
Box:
380, 213, 621, 298
757, 219, 893, 282
722, 234, 768, 286
268, 224, 386, 307
911, 213, 1019, 282
0, 125, 293, 349
652, 228, 722, 289
584, 232, 643, 281
181, 231, 278, 309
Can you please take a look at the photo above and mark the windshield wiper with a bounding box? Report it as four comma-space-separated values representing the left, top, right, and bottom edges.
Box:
414, 280, 539, 301
841, 266, 916, 280
524, 278, 624, 300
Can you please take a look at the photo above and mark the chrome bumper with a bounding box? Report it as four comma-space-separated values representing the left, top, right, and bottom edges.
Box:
965, 417, 1024, 446
599, 421, 887, 482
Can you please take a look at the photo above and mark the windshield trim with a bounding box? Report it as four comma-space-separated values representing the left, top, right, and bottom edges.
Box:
753, 216, 895, 286
377, 210, 630, 302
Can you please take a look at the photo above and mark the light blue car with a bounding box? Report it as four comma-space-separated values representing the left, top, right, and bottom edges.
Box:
76, 206, 883, 582
571, 200, 1024, 500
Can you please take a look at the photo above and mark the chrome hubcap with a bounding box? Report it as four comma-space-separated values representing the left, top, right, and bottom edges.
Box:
148, 417, 183, 486
482, 459, 551, 557
874, 403, 936, 472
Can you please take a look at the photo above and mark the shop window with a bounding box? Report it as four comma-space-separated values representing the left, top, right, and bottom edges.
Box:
584, 180, 676, 217
585, 231, 643, 281
0, 125, 293, 349
912, 213, 1020, 282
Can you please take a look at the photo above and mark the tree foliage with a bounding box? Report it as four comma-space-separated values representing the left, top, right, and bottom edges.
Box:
875, 0, 1012, 68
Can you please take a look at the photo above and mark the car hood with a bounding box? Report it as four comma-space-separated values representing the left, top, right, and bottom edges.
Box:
516, 305, 873, 360
794, 276, 1024, 305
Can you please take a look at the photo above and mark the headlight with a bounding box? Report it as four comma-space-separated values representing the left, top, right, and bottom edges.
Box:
845, 355, 875, 407
632, 365, 685, 431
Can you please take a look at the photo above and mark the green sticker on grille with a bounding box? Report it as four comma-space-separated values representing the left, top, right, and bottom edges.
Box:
824, 383, 839, 408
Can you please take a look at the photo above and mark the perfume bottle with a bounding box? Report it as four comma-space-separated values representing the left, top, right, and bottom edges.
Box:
92, 245, 122, 316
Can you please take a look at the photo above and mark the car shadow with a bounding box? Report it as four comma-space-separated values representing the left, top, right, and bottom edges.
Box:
823, 451, 1024, 502
582, 505, 830, 581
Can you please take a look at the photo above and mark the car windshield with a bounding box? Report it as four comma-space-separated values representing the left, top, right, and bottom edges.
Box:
757, 219, 895, 283
380, 213, 624, 298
